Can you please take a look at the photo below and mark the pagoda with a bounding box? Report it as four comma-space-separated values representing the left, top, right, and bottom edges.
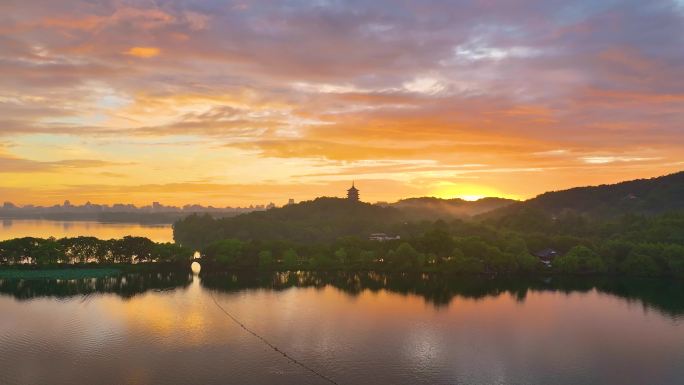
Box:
347, 182, 360, 202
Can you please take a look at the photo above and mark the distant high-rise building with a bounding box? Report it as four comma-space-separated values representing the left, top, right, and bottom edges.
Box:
287, 198, 295, 205
347, 182, 360, 202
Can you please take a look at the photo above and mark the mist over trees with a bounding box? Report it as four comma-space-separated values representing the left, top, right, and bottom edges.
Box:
172, 172, 684, 277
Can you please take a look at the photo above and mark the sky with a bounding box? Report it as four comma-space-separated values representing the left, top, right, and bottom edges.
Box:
1, 0, 683, 206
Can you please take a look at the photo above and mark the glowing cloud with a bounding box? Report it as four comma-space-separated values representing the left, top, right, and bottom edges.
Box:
124, 47, 161, 58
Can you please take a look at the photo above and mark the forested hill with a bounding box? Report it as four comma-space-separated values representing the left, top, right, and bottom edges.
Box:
486, 171, 684, 220
174, 171, 684, 249
174, 197, 404, 249
390, 197, 515, 220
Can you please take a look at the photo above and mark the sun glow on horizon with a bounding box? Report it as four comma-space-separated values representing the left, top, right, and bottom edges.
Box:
459, 195, 487, 202
431, 182, 517, 201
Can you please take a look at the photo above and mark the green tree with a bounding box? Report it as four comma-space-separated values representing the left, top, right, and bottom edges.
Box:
457, 237, 516, 273
283, 248, 299, 269
664, 244, 684, 277
386, 242, 424, 271
555, 246, 605, 274
152, 243, 192, 264
0, 237, 38, 264
308, 254, 336, 270
619, 251, 661, 276
515, 252, 539, 273
445, 247, 485, 274
59, 236, 102, 264
124, 236, 155, 263
553, 251, 579, 273
258, 250, 274, 268
358, 250, 376, 268
204, 239, 246, 267
419, 229, 455, 257
334, 247, 348, 264
34, 238, 65, 265
109, 236, 154, 264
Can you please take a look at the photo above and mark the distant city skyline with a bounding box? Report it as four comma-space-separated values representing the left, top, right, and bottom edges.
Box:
2, 199, 279, 211
0, 183, 365, 209
1, 183, 368, 209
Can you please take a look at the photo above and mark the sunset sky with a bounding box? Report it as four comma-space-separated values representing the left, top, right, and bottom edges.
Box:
1, 0, 683, 206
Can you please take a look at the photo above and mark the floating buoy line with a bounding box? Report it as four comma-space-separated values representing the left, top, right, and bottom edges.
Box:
209, 291, 340, 385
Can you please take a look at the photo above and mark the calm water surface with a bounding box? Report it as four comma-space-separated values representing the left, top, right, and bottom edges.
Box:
0, 219, 173, 242
0, 269, 683, 385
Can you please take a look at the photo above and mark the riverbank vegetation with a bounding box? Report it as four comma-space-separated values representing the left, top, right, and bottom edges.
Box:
0, 236, 192, 266
4, 172, 684, 278
195, 214, 684, 278
2, 209, 684, 279
170, 193, 684, 278
3, 209, 684, 278
172, 172, 684, 278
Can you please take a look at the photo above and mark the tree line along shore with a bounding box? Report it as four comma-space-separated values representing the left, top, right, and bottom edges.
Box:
3, 172, 684, 278
1, 211, 683, 279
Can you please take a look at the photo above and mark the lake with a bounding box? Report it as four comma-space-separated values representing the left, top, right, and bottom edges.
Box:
0, 268, 682, 385
0, 219, 173, 243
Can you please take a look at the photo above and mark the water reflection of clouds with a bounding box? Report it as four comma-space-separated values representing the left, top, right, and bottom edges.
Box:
99, 279, 224, 348
403, 327, 443, 374
2, 274, 684, 385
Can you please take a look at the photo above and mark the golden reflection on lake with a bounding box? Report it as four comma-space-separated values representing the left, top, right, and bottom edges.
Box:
0, 219, 173, 242
1, 272, 683, 385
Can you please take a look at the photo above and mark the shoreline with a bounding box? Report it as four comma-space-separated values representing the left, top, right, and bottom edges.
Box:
1, 264, 681, 280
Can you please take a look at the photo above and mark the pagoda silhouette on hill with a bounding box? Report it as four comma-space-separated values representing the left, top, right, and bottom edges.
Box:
347, 182, 360, 202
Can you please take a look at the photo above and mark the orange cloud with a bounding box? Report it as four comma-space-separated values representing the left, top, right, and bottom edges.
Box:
39, 7, 176, 32
124, 46, 161, 58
